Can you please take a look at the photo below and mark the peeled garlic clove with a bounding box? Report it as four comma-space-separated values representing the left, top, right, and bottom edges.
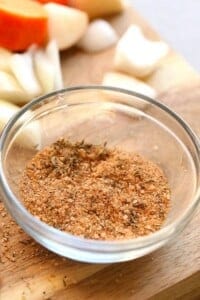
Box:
102, 71, 156, 98
78, 19, 118, 53
34, 48, 55, 93
46, 40, 63, 90
44, 3, 88, 51
114, 25, 169, 78
10, 51, 42, 98
0, 71, 29, 104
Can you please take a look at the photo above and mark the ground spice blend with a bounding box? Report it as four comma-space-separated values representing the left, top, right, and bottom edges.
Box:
19, 138, 170, 240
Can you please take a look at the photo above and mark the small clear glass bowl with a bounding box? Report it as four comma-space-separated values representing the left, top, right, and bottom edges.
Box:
0, 86, 199, 263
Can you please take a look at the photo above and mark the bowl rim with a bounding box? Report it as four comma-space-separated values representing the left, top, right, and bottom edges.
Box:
0, 85, 200, 252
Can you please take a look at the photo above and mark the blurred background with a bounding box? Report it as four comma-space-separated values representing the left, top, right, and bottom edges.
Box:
131, 0, 200, 71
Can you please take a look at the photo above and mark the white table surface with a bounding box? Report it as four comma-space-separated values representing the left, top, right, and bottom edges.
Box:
130, 0, 200, 72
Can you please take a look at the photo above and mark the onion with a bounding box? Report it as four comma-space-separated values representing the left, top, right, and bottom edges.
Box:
10, 51, 42, 97
0, 99, 19, 132
0, 99, 41, 148
0, 70, 29, 104
114, 25, 169, 78
102, 71, 156, 98
34, 48, 55, 93
78, 19, 118, 53
46, 40, 63, 90
0, 47, 12, 73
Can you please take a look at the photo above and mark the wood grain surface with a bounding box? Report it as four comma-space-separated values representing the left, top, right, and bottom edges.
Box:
0, 6, 200, 300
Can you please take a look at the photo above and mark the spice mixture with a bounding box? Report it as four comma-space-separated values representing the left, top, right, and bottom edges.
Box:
19, 138, 170, 240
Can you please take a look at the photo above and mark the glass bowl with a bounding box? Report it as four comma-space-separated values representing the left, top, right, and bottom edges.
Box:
0, 86, 199, 263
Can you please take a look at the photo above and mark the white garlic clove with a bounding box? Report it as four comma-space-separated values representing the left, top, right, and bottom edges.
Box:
78, 19, 118, 53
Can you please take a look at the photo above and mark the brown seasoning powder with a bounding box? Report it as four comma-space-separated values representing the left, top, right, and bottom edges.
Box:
19, 138, 170, 240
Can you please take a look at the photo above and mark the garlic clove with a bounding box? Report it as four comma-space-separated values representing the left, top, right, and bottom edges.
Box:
114, 25, 169, 78
77, 19, 118, 53
102, 71, 156, 98
44, 3, 88, 51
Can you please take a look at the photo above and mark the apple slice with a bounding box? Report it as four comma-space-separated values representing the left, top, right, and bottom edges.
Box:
37, 0, 68, 4
0, 71, 29, 104
0, 0, 48, 52
102, 72, 156, 98
69, 0, 125, 19
114, 25, 169, 78
44, 3, 88, 50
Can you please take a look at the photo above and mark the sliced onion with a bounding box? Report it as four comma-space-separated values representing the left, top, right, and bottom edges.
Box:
0, 98, 42, 149
0, 47, 12, 73
114, 25, 169, 78
34, 48, 55, 93
46, 40, 63, 90
102, 71, 156, 98
0, 99, 19, 132
0, 71, 29, 104
10, 51, 42, 97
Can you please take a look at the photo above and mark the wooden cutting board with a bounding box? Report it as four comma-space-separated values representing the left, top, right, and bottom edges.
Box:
0, 6, 200, 300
